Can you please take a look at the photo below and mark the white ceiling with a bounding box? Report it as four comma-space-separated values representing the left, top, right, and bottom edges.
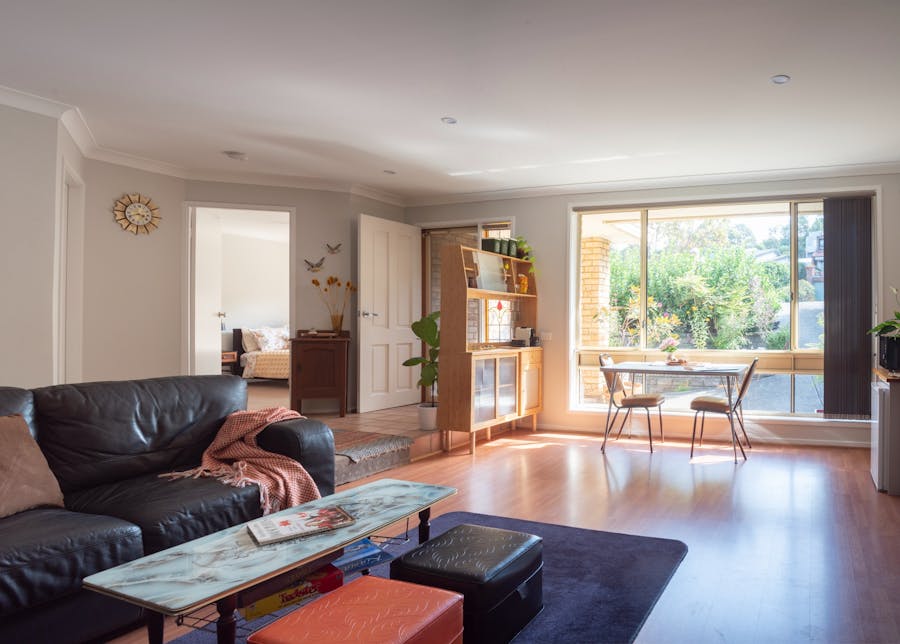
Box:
2, 1, 899, 205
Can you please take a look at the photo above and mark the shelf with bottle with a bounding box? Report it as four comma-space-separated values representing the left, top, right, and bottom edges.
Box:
462, 247, 536, 298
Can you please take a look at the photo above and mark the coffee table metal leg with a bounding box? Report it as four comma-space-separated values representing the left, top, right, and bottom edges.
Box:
418, 508, 431, 543
147, 611, 164, 644
216, 595, 238, 644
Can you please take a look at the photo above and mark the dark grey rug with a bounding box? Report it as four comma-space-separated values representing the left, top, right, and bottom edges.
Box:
170, 512, 687, 644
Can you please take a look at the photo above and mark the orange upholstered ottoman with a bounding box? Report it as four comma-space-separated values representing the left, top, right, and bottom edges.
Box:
247, 575, 463, 644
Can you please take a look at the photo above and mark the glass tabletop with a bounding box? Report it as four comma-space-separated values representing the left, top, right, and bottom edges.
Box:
83, 478, 456, 614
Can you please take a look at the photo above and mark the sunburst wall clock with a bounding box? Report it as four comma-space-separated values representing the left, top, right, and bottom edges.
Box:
113, 193, 161, 234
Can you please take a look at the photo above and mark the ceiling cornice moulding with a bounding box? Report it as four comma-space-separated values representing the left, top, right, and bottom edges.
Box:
404, 160, 900, 207
0, 84, 71, 118
88, 146, 189, 179
59, 108, 97, 155
184, 169, 354, 194
349, 184, 406, 207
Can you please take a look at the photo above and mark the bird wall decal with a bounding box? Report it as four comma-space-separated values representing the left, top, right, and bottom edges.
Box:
304, 257, 325, 272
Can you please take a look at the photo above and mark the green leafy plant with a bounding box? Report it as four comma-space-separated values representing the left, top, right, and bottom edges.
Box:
869, 286, 900, 336
402, 311, 440, 406
514, 235, 537, 273
513, 235, 533, 260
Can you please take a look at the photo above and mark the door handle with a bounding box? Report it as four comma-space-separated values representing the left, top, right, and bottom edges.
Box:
359, 311, 381, 318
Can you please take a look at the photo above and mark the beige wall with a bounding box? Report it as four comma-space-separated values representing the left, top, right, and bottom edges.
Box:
81, 160, 187, 380
186, 182, 404, 332
0, 106, 59, 387
407, 173, 900, 442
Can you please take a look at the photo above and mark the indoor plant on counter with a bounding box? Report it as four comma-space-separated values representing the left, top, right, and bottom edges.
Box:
403, 311, 440, 430
869, 285, 900, 371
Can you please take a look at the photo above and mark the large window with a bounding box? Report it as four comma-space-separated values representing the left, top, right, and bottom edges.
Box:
576, 200, 825, 416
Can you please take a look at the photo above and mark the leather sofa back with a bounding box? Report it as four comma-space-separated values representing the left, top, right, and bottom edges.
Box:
32, 376, 247, 493
0, 386, 35, 431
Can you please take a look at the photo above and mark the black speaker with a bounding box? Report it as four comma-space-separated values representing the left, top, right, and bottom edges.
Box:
879, 335, 900, 371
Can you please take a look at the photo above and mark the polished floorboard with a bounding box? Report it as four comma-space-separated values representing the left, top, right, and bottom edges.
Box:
110, 393, 900, 643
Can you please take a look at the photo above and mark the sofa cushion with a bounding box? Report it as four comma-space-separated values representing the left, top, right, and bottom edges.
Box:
32, 375, 247, 493
0, 415, 65, 518
0, 507, 143, 617
66, 472, 263, 554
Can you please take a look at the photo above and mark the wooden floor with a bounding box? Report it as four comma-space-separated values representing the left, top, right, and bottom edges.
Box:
111, 388, 900, 643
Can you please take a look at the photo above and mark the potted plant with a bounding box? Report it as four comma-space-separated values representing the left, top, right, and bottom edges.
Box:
659, 336, 682, 364
514, 235, 536, 273
869, 286, 900, 371
512, 235, 531, 258
402, 311, 440, 430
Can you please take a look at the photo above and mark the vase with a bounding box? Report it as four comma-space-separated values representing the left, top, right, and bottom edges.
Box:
666, 352, 679, 364
417, 403, 438, 431
330, 313, 343, 333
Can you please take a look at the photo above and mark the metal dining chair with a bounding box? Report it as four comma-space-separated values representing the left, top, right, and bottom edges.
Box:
689, 357, 758, 462
600, 354, 665, 453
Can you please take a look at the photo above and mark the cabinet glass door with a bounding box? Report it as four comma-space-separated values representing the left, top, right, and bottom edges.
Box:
497, 356, 517, 416
521, 361, 541, 414
474, 358, 496, 423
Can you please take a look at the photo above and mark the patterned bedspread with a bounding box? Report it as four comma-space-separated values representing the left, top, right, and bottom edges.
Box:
241, 350, 290, 379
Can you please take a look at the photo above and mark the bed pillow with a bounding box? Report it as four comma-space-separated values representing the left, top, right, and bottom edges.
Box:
254, 325, 290, 351
0, 414, 65, 518
242, 328, 261, 352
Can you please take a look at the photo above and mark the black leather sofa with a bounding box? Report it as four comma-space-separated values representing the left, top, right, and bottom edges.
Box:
0, 375, 335, 644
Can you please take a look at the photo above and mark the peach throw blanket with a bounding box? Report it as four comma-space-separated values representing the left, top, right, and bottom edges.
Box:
162, 407, 321, 514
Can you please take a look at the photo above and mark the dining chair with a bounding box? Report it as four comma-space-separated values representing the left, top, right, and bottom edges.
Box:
689, 357, 758, 462
600, 354, 665, 453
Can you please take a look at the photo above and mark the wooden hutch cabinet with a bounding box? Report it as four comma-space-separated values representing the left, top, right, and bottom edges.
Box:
290, 332, 350, 417
438, 245, 543, 453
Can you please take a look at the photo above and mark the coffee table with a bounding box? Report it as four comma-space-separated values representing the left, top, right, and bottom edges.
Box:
83, 478, 456, 644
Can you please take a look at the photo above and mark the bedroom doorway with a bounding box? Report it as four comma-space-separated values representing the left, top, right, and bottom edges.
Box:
188, 205, 293, 376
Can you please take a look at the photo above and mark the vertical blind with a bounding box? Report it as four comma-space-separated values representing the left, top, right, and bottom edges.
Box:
823, 196, 872, 417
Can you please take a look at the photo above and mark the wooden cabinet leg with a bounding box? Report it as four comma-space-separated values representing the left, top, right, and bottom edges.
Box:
469, 432, 476, 454
531, 414, 537, 431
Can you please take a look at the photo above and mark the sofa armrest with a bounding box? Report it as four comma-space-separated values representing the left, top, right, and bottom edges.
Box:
257, 419, 335, 496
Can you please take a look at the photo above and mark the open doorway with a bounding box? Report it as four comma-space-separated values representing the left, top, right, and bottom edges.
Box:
189, 206, 292, 384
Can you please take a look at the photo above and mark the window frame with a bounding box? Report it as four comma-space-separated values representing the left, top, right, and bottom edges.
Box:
570, 197, 826, 416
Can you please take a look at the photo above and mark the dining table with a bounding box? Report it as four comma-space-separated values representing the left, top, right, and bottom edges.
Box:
596, 360, 751, 446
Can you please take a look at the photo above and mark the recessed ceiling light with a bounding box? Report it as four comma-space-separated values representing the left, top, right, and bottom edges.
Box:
222, 150, 248, 161
441, 116, 458, 125
383, 170, 397, 175
770, 74, 791, 85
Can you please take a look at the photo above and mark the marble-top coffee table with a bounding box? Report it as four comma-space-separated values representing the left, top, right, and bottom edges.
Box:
84, 478, 456, 644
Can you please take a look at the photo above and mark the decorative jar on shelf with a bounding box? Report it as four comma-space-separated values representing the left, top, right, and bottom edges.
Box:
481, 238, 501, 253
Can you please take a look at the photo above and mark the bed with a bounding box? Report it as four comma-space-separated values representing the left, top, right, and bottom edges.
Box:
233, 327, 291, 379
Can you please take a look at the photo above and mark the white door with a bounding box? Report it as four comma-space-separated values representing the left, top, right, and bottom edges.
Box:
192, 209, 224, 375
358, 214, 422, 412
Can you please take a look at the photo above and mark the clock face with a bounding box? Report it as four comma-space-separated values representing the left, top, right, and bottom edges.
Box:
125, 203, 153, 226
113, 193, 161, 234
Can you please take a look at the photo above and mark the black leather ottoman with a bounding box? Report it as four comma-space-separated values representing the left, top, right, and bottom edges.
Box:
390, 523, 543, 644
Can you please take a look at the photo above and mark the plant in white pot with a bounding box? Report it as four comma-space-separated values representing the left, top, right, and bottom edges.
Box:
402, 311, 440, 430
869, 286, 900, 371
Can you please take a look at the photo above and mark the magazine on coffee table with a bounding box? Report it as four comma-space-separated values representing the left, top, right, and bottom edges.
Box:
247, 505, 355, 546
